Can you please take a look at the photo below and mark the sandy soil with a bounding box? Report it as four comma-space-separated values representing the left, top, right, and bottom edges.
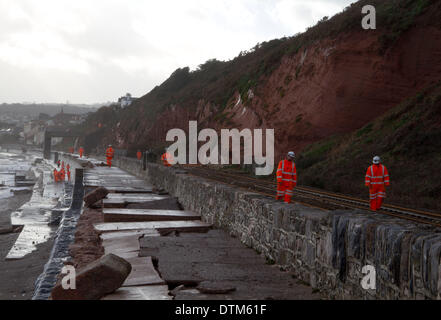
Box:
68, 207, 104, 270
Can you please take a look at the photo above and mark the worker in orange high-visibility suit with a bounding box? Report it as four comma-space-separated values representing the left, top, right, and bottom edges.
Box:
106, 145, 115, 168
61, 161, 65, 169
137, 150, 142, 160
66, 164, 71, 181
276, 151, 297, 203
79, 147, 84, 158
59, 167, 65, 182
53, 169, 59, 182
161, 150, 174, 167
365, 156, 390, 211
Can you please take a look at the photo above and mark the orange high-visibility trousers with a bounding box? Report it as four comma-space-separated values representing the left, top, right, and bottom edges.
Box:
67, 171, 71, 181
106, 157, 113, 168
369, 185, 386, 211
276, 183, 294, 203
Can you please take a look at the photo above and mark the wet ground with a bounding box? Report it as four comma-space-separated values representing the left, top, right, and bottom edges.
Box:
0, 148, 68, 299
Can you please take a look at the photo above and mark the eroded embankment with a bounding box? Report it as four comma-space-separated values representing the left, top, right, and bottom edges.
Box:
113, 156, 441, 300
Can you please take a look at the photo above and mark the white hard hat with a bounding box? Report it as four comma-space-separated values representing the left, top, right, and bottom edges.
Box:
373, 156, 381, 164
287, 151, 295, 158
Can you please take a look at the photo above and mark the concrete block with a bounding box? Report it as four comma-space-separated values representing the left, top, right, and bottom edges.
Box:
84, 187, 109, 207
51, 254, 132, 300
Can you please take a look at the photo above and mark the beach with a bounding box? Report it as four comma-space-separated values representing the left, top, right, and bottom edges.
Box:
0, 148, 61, 299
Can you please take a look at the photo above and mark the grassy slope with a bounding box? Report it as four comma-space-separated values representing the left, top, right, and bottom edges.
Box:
296, 82, 441, 211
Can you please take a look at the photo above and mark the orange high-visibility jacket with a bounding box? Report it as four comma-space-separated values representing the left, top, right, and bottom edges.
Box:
276, 160, 297, 187
60, 168, 65, 180
137, 151, 142, 160
365, 164, 390, 187
106, 147, 114, 158
161, 153, 173, 166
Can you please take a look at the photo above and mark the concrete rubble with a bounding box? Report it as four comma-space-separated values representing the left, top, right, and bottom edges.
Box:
51, 253, 132, 300
83, 186, 108, 208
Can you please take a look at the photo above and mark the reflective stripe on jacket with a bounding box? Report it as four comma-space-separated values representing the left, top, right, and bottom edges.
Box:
365, 164, 390, 187
276, 160, 297, 186
106, 147, 114, 158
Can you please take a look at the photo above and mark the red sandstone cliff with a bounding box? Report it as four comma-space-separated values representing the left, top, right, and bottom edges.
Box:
82, 0, 441, 161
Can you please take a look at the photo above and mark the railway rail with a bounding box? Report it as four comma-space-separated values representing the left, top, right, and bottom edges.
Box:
180, 165, 441, 228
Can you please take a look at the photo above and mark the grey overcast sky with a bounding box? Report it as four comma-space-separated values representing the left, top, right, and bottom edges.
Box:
0, 0, 355, 104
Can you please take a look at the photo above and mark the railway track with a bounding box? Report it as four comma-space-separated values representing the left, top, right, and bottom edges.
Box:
180, 165, 441, 228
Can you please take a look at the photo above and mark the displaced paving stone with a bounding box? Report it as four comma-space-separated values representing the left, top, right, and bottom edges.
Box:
103, 195, 170, 208
123, 256, 165, 287
51, 254, 132, 300
106, 187, 153, 194
102, 234, 141, 256
126, 198, 182, 210
94, 220, 212, 233
103, 209, 200, 222
84, 187, 109, 207
100, 229, 160, 241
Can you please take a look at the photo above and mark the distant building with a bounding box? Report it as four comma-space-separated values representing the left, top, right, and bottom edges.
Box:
22, 108, 85, 146
118, 93, 138, 108
23, 120, 46, 145
51, 108, 84, 126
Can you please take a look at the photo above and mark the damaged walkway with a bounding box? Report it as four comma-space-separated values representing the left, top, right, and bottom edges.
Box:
81, 163, 319, 300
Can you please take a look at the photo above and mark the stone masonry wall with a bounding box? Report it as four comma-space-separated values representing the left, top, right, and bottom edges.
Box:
113, 156, 441, 300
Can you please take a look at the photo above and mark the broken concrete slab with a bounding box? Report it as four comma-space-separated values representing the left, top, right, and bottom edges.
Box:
94, 220, 212, 233
51, 254, 132, 300
103, 209, 200, 222
100, 229, 160, 241
126, 198, 182, 210
138, 230, 320, 300
101, 285, 170, 300
84, 187, 108, 207
102, 234, 141, 256
106, 193, 167, 200
123, 256, 165, 287
105, 187, 153, 194
103, 195, 170, 208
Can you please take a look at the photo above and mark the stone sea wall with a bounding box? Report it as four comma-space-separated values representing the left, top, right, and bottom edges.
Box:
113, 156, 441, 300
